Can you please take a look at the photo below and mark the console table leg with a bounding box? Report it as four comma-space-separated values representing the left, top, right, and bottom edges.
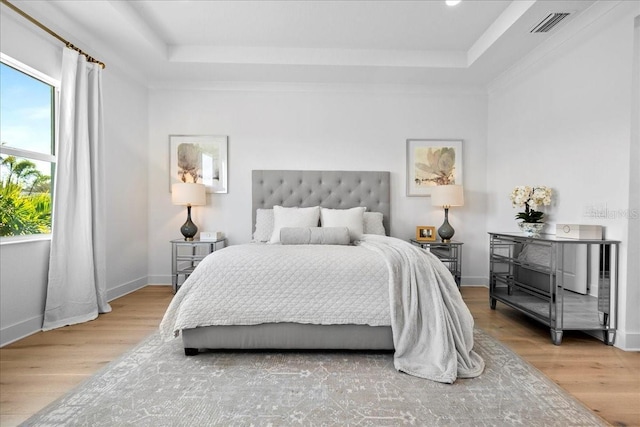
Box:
490, 298, 497, 310
604, 330, 616, 346
551, 329, 563, 345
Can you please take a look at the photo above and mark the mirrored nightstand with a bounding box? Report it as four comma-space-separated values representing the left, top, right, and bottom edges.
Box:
171, 238, 226, 293
409, 239, 463, 287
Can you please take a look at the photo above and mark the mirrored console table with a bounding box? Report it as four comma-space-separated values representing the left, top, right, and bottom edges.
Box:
488, 232, 619, 345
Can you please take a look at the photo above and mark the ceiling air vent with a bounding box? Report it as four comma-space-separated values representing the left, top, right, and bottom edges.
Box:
530, 12, 571, 33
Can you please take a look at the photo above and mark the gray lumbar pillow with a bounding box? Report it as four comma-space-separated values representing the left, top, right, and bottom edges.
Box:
280, 227, 350, 245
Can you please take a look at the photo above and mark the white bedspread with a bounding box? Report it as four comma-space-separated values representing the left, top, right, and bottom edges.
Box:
159, 236, 484, 383
160, 243, 391, 337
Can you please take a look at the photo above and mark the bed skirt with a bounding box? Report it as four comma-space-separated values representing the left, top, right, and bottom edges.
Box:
182, 323, 394, 354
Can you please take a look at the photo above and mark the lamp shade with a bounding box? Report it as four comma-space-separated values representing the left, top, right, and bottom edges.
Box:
431, 185, 464, 207
171, 183, 206, 206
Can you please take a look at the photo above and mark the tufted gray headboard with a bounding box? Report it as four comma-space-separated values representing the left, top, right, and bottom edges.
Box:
252, 170, 390, 235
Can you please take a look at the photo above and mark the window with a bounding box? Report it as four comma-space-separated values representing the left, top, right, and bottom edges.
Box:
0, 54, 58, 238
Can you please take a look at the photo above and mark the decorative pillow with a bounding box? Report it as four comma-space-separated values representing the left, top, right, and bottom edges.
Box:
269, 205, 321, 244
363, 212, 385, 235
280, 227, 350, 245
320, 207, 365, 242
253, 209, 274, 242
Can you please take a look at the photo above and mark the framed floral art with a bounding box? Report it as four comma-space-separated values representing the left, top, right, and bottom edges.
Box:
406, 139, 463, 197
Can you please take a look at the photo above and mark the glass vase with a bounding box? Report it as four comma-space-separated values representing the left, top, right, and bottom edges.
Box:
518, 222, 544, 237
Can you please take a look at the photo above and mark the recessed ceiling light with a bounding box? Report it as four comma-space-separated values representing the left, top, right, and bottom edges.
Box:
446, 0, 461, 6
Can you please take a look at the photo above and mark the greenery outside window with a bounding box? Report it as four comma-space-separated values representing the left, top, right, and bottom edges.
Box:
0, 54, 58, 239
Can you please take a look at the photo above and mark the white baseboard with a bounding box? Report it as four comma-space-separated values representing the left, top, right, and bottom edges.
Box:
0, 314, 44, 347
106, 276, 149, 301
1, 276, 150, 348
460, 277, 489, 287
613, 331, 640, 351
584, 329, 640, 351
147, 275, 172, 285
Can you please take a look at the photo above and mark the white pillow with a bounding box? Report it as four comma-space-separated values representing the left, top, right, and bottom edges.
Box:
253, 208, 385, 240
363, 212, 385, 235
320, 207, 365, 242
253, 209, 274, 242
269, 206, 321, 244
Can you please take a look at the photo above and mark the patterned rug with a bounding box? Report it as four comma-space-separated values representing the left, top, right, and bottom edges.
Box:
21, 329, 605, 426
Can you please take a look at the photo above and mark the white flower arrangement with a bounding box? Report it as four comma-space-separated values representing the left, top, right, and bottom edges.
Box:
510, 185, 552, 223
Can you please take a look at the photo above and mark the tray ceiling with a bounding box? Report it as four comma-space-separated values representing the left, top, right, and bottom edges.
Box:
4, 0, 597, 87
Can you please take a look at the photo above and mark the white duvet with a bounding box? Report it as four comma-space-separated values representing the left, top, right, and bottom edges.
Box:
160, 235, 484, 383
160, 242, 391, 334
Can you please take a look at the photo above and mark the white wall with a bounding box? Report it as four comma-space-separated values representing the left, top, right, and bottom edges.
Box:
487, 4, 639, 349
102, 67, 150, 300
148, 86, 489, 284
626, 14, 640, 351
0, 10, 61, 346
0, 240, 50, 344
0, 10, 149, 346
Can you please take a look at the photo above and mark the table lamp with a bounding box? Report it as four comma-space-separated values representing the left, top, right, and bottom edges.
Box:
431, 184, 464, 242
172, 183, 206, 241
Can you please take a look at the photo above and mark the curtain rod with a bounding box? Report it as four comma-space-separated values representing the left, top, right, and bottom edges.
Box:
1, 0, 106, 69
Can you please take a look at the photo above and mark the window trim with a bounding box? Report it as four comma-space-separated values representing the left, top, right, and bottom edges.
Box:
0, 145, 56, 163
0, 233, 51, 246
0, 53, 60, 88
1, 53, 60, 243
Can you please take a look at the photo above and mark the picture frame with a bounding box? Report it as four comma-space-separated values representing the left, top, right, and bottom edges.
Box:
416, 225, 436, 242
170, 135, 228, 194
406, 139, 463, 197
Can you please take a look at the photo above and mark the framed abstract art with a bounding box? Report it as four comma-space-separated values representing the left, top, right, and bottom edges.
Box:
170, 135, 228, 194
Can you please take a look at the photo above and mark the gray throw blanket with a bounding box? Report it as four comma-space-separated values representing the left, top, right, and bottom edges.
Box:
358, 235, 484, 383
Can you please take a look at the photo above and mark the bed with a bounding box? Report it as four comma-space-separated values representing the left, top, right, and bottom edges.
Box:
160, 170, 484, 383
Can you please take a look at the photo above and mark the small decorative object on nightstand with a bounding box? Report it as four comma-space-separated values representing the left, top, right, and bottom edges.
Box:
415, 225, 436, 242
171, 237, 226, 293
200, 231, 225, 241
410, 239, 463, 287
431, 184, 464, 242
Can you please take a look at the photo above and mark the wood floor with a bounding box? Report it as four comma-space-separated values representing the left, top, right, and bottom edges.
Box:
1, 285, 638, 426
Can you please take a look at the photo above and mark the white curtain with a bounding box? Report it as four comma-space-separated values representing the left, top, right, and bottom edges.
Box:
43, 48, 111, 330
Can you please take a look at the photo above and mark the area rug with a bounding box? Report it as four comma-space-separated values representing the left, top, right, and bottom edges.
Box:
21, 329, 605, 426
